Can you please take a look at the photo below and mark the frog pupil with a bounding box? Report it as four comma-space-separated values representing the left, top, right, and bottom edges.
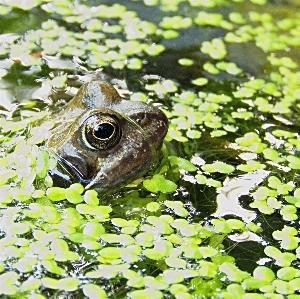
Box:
94, 123, 114, 139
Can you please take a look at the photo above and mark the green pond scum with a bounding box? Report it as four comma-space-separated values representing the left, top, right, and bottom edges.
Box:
1, 0, 300, 298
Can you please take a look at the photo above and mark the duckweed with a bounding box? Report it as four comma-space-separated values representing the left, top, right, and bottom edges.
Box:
200, 38, 227, 60
178, 58, 194, 66
1, 0, 300, 297
143, 174, 177, 193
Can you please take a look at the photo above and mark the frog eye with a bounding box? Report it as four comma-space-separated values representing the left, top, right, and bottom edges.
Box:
80, 114, 121, 150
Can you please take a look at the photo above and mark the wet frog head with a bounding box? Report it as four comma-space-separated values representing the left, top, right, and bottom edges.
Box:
46, 81, 168, 195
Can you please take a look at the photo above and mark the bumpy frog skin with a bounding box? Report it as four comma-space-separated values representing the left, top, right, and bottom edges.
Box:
46, 81, 168, 195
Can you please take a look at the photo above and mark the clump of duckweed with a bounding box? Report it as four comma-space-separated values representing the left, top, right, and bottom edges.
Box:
1, 0, 300, 298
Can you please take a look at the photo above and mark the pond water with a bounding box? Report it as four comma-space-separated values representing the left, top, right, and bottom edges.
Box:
1, 0, 300, 298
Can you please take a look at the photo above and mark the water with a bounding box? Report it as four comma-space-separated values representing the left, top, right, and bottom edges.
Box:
1, 0, 300, 297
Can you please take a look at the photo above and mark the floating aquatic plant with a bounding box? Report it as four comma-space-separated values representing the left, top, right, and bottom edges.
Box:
1, 0, 300, 297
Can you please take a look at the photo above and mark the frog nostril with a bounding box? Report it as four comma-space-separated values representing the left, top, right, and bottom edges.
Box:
135, 113, 149, 127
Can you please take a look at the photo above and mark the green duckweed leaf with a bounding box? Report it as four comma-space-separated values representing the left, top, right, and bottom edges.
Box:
83, 222, 105, 239
82, 283, 107, 299
233, 87, 255, 98
277, 267, 300, 281
272, 279, 294, 295
237, 160, 266, 172
180, 245, 203, 259
232, 111, 253, 120
268, 176, 282, 189
42, 260, 66, 275
0, 271, 19, 295
167, 128, 189, 142
169, 283, 188, 295
162, 29, 179, 39
272, 130, 294, 138
65, 188, 83, 204
35, 150, 50, 179
127, 58, 142, 70
254, 97, 273, 112
198, 246, 218, 257
226, 283, 245, 296
20, 277, 41, 292
195, 174, 207, 184
57, 277, 80, 291
192, 78, 208, 86
202, 161, 235, 174
46, 187, 66, 202
198, 261, 218, 278
0, 170, 17, 186
262, 82, 281, 96
146, 216, 174, 234
210, 130, 227, 137
145, 44, 165, 56
264, 246, 296, 267
286, 156, 300, 169
120, 248, 139, 263
163, 270, 184, 284
253, 266, 275, 282
135, 232, 154, 247
14, 257, 37, 273
144, 240, 173, 260
86, 264, 126, 279
143, 174, 177, 193
99, 247, 121, 259
169, 156, 197, 171
144, 276, 169, 290
290, 278, 300, 291
76, 204, 112, 219
199, 102, 219, 112
226, 219, 245, 230
130, 92, 147, 102
165, 257, 187, 268
125, 271, 145, 288
101, 233, 135, 246
242, 277, 269, 290
263, 148, 285, 162
41, 277, 59, 289
171, 219, 198, 236
160, 16, 192, 29
178, 58, 193, 66
111, 218, 139, 228
229, 12, 246, 24
128, 289, 163, 299
83, 190, 99, 206
216, 61, 242, 75
69, 183, 84, 194
203, 62, 220, 74
195, 10, 231, 28
146, 202, 160, 212
206, 179, 222, 187
200, 38, 227, 60
164, 201, 189, 217
219, 263, 250, 282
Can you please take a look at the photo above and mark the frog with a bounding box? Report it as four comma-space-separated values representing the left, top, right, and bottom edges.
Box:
46, 80, 168, 196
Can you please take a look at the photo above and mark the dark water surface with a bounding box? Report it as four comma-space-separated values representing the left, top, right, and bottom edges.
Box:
1, 0, 300, 297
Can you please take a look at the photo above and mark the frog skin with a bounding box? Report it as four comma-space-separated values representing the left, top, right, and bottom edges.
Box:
46, 81, 168, 195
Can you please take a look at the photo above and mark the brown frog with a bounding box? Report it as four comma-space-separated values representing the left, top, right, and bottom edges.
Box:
46, 81, 168, 195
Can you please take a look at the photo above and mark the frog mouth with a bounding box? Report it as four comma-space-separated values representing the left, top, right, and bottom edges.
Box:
48, 149, 154, 191
48, 149, 92, 187
83, 155, 156, 192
